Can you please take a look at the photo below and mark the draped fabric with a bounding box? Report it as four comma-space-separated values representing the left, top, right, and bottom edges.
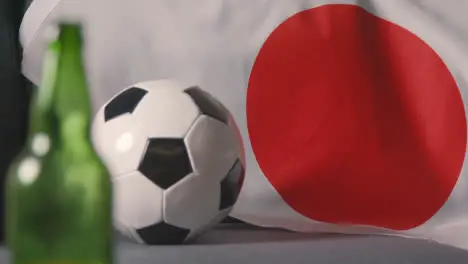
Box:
21, 0, 468, 249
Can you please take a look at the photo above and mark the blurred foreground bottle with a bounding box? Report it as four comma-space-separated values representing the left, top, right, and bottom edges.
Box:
6, 23, 113, 264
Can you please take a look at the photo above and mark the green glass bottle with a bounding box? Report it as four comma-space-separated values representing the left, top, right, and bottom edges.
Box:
6, 23, 113, 264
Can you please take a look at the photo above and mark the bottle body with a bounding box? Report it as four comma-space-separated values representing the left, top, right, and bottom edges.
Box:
7, 143, 112, 264
6, 23, 113, 264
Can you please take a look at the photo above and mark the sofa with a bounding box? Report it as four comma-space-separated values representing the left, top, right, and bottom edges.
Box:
2, 224, 468, 263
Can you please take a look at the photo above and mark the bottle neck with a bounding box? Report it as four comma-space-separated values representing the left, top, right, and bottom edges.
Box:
26, 97, 57, 157
25, 41, 60, 155
53, 24, 93, 153
27, 24, 94, 156
27, 89, 55, 140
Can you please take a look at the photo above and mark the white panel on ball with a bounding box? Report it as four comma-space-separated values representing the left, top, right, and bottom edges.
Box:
185, 208, 231, 242
163, 173, 220, 230
113, 171, 164, 230
132, 85, 200, 138
91, 113, 149, 177
134, 79, 189, 92
184, 115, 239, 182
114, 218, 143, 244
227, 114, 246, 167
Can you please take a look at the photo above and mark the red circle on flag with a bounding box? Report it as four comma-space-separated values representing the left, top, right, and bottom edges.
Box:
246, 4, 467, 230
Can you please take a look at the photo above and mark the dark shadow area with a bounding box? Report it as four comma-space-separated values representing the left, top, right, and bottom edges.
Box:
0, 0, 34, 243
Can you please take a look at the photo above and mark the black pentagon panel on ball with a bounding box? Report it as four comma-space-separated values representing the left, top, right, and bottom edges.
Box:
184, 86, 229, 124
219, 159, 245, 210
136, 221, 190, 245
104, 87, 148, 121
138, 138, 193, 190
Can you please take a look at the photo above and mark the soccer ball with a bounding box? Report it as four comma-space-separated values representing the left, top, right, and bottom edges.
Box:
91, 79, 245, 244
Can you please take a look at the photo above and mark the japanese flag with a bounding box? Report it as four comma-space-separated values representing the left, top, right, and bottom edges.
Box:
21, 0, 468, 249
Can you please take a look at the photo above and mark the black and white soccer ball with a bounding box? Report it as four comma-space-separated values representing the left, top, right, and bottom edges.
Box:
91, 79, 245, 245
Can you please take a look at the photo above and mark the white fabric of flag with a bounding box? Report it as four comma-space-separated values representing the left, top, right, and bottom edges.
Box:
20, 0, 468, 250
